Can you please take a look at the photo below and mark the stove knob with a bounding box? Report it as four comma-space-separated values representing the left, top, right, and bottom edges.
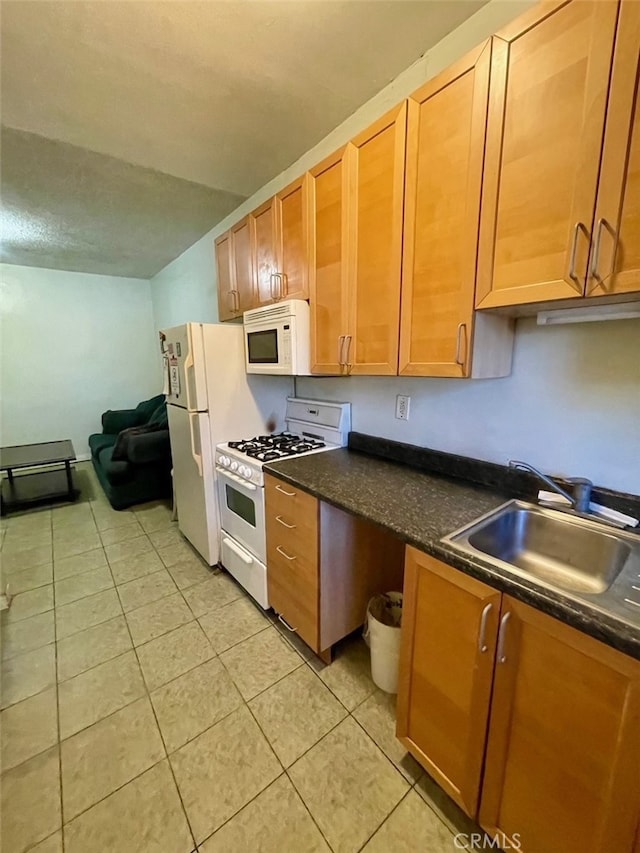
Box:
221, 456, 230, 467
230, 461, 238, 471
240, 465, 251, 478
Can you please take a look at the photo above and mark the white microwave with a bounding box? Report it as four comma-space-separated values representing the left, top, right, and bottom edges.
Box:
243, 299, 311, 375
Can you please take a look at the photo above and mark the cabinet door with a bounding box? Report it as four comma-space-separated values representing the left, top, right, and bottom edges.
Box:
396, 547, 501, 817
476, 0, 620, 309
252, 198, 277, 306
348, 104, 406, 375
480, 597, 640, 853
588, 0, 640, 297
400, 43, 490, 377
231, 217, 255, 314
308, 147, 350, 374
275, 176, 309, 301
215, 230, 235, 322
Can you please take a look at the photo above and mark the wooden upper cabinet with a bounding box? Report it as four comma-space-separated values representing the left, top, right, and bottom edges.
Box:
480, 597, 640, 853
275, 175, 309, 301
251, 199, 277, 306
308, 147, 350, 374
476, 0, 620, 309
588, 0, 640, 297
400, 43, 490, 377
230, 217, 255, 315
397, 548, 501, 818
215, 230, 235, 322
348, 103, 406, 375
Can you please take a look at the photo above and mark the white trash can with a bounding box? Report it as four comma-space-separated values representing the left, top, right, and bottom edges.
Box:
364, 592, 403, 693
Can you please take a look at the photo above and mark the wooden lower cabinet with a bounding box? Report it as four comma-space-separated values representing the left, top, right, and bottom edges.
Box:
398, 548, 640, 853
265, 474, 404, 658
396, 547, 501, 816
480, 597, 640, 853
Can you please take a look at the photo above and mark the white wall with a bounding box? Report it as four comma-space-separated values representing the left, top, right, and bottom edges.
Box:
0, 264, 161, 458
151, 235, 219, 330
148, 0, 640, 496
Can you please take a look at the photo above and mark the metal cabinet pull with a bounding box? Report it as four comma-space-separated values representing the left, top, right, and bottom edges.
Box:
273, 272, 283, 299
275, 484, 296, 497
279, 273, 286, 299
276, 515, 296, 529
478, 603, 492, 653
455, 323, 467, 367
496, 612, 511, 664
337, 335, 345, 366
278, 613, 297, 632
568, 222, 587, 286
230, 290, 240, 312
344, 335, 353, 373
276, 545, 296, 561
590, 217, 618, 288
228, 290, 235, 313
269, 273, 276, 299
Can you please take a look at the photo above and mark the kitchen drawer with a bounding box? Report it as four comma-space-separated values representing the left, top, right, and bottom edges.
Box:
267, 541, 318, 650
266, 501, 318, 567
265, 474, 318, 524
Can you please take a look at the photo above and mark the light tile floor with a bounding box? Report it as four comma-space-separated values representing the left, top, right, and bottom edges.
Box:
1, 462, 480, 852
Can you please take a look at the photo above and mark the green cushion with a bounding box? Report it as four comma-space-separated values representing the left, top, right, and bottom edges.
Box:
97, 446, 131, 485
147, 403, 168, 427
135, 395, 166, 421
89, 433, 116, 458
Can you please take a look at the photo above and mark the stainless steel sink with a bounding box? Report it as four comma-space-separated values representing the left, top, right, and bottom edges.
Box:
442, 501, 640, 615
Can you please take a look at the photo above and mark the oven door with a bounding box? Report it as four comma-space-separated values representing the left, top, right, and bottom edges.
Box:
216, 467, 266, 561
244, 321, 292, 375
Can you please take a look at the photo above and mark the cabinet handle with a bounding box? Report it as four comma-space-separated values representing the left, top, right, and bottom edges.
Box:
269, 273, 276, 299
278, 613, 297, 632
276, 515, 296, 529
344, 335, 353, 373
275, 484, 296, 497
338, 335, 346, 366
455, 323, 467, 367
478, 602, 492, 653
276, 545, 296, 561
273, 272, 283, 299
590, 217, 618, 289
568, 222, 587, 286
496, 612, 511, 664
228, 290, 235, 313
278, 273, 286, 298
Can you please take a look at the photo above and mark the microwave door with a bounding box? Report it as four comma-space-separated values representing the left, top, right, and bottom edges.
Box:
245, 323, 290, 375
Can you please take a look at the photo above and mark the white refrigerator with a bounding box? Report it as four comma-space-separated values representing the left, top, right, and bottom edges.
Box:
161, 322, 291, 565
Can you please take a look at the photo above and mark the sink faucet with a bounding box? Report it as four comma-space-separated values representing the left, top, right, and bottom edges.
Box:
509, 460, 593, 514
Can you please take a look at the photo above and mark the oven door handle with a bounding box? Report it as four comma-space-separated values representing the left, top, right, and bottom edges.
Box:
215, 467, 257, 491
222, 537, 254, 565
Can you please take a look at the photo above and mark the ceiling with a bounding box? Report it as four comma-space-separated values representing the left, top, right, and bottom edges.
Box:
1, 0, 487, 278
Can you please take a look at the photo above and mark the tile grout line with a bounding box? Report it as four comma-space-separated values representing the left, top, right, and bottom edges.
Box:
51, 506, 66, 853
116, 548, 200, 853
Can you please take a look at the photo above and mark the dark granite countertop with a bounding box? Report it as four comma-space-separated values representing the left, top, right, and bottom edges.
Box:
264, 447, 640, 660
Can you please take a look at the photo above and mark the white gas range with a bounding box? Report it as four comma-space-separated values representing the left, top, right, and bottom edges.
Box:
215, 398, 350, 608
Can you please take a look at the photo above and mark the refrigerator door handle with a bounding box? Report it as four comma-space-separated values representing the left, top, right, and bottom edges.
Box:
184, 346, 195, 411
188, 413, 203, 477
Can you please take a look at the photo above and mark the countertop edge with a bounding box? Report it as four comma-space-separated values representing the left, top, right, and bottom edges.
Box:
264, 460, 640, 661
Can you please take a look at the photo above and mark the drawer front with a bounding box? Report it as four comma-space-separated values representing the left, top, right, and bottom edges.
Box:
265, 475, 318, 522
265, 475, 318, 565
267, 541, 318, 650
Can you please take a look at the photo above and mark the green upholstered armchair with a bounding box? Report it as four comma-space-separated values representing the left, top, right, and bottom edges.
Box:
89, 395, 172, 510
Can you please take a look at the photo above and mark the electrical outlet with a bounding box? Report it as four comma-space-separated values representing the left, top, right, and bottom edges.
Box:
395, 395, 410, 420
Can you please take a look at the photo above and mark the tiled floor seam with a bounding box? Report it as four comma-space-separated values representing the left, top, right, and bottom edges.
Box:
115, 563, 199, 852
52, 556, 66, 852
354, 787, 414, 853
